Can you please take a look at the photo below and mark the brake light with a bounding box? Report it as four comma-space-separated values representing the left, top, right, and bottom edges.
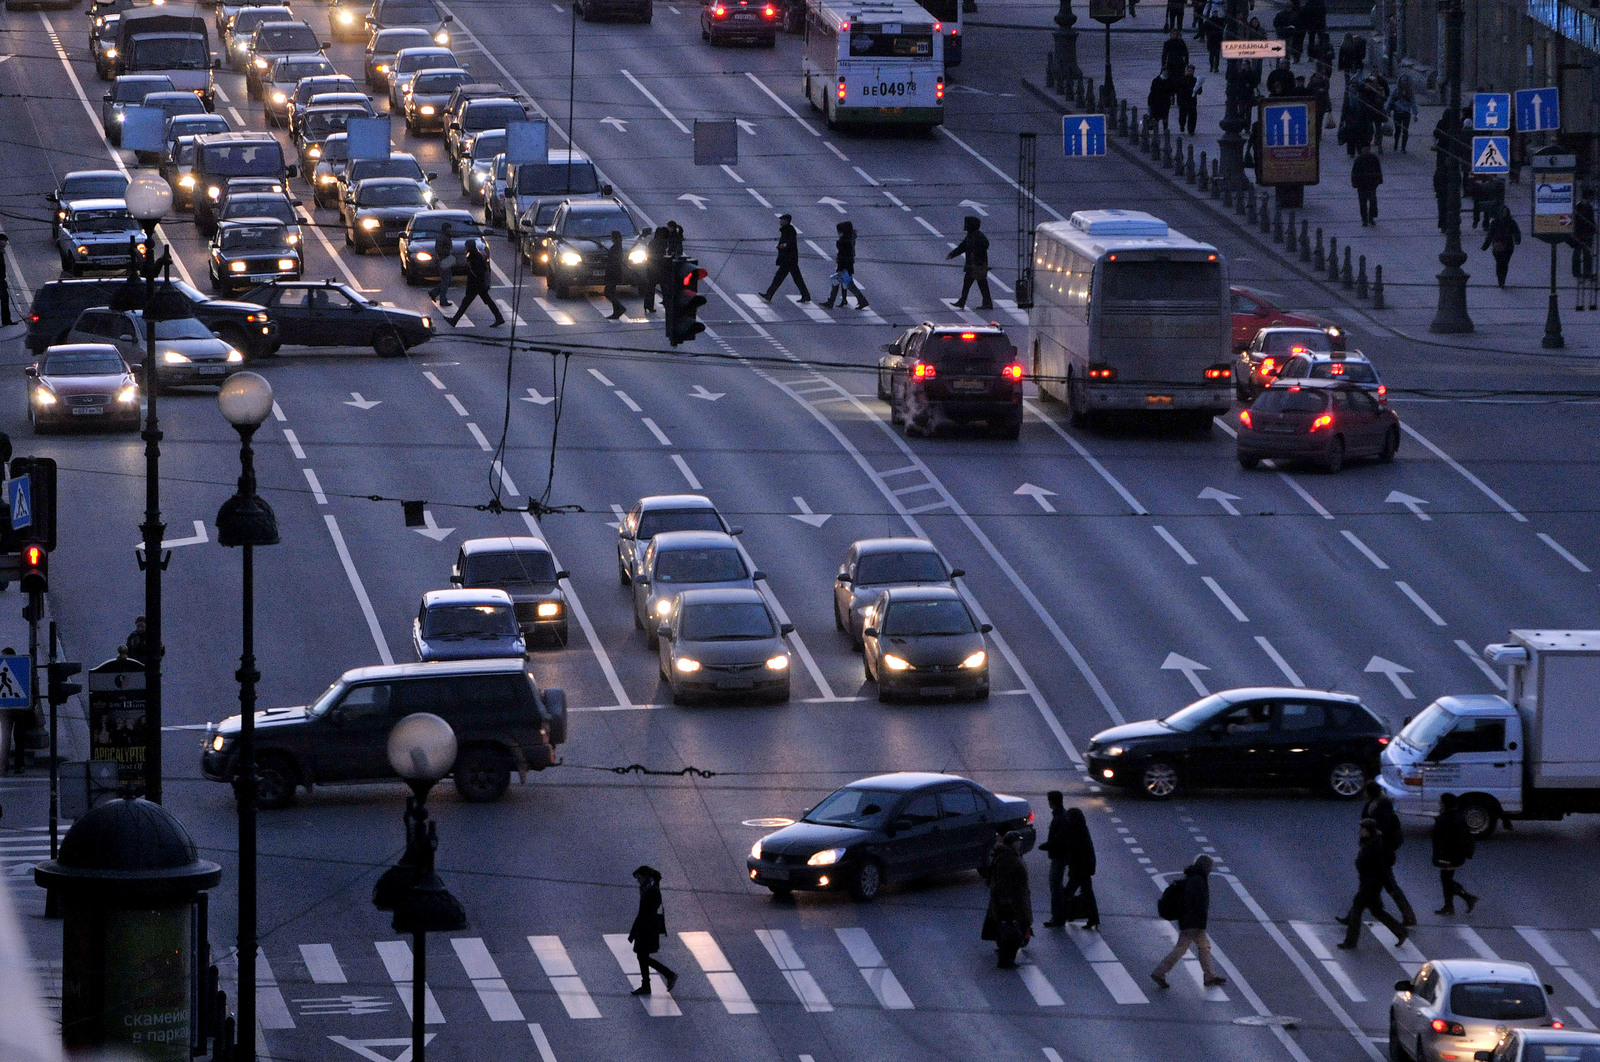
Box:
1026, 809, 1034, 823
1378, 735, 1390, 745
1207, 254, 1218, 261
936, 76, 944, 100
959, 331, 976, 340
764, 3, 775, 14
29, 313, 39, 323
1310, 413, 1333, 431
912, 362, 936, 379
1290, 345, 1309, 355
1377, 383, 1387, 401
1553, 1022, 1565, 1030
1431, 1020, 1466, 1036
712, 3, 725, 13
1329, 363, 1345, 375
1205, 365, 1230, 380
1087, 364, 1116, 380
1003, 363, 1023, 380
933, 20, 940, 30
1107, 253, 1117, 261
1260, 356, 1277, 376
1238, 409, 1252, 428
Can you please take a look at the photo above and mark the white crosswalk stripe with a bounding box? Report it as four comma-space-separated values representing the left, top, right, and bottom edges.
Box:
994, 298, 1030, 325
787, 294, 833, 323
603, 933, 681, 1016
256, 952, 296, 1030
300, 943, 346, 984
1372, 922, 1426, 977
1, 830, 52, 878
531, 297, 575, 325
528, 936, 601, 1019
679, 931, 757, 1014
1066, 925, 1149, 1004
1290, 921, 1366, 1003
1150, 919, 1229, 1001
375, 940, 445, 1024
834, 927, 913, 1010
1519, 927, 1600, 1006
940, 298, 998, 326
737, 293, 780, 322
754, 929, 832, 1012
451, 938, 525, 1021
1016, 956, 1064, 1006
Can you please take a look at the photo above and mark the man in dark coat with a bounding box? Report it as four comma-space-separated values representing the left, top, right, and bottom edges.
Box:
946, 215, 993, 310
1337, 819, 1410, 949
1152, 855, 1226, 988
1160, 28, 1190, 79
822, 219, 867, 309
1040, 790, 1071, 927
430, 221, 454, 307
603, 230, 627, 319
1174, 66, 1201, 135
627, 865, 677, 994
642, 226, 669, 313
449, 241, 505, 327
984, 832, 1032, 968
1147, 73, 1173, 129
125, 616, 157, 668
760, 213, 810, 303
1061, 806, 1099, 929
1362, 781, 1417, 924
1431, 793, 1479, 916
1573, 192, 1596, 280
1352, 144, 1383, 226
1482, 206, 1522, 287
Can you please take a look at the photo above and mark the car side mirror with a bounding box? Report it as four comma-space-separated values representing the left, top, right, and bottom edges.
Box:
103, 93, 114, 102
780, 622, 794, 636
862, 626, 877, 638
46, 192, 58, 202
949, 568, 965, 578
449, 572, 462, 585
285, 164, 299, 178
1394, 979, 1412, 993
836, 574, 851, 586
601, 182, 614, 196
880, 343, 897, 354
364, 14, 376, 25
425, 171, 437, 180
656, 623, 671, 639
980, 623, 992, 634
1401, 716, 1411, 726
1546, 984, 1555, 995
443, 13, 454, 20
319, 42, 329, 51
752, 570, 767, 581
24, 366, 38, 377
555, 570, 570, 581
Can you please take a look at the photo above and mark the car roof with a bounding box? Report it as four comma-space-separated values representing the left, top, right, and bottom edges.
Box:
566, 198, 626, 212
1256, 325, 1330, 335
1428, 694, 1517, 716
1294, 349, 1373, 363
852, 537, 938, 555
145, 91, 201, 102
845, 771, 972, 792
197, 131, 280, 145
355, 176, 424, 187
410, 66, 469, 80
43, 342, 124, 358
218, 218, 288, 229
395, 45, 454, 56
921, 322, 1006, 336
649, 530, 738, 550
420, 587, 514, 608
339, 658, 532, 684
1264, 378, 1356, 392
638, 493, 717, 511
459, 536, 552, 556
1513, 1030, 1600, 1045
375, 25, 432, 37
62, 169, 126, 182
1430, 959, 1541, 984
413, 209, 477, 221
66, 199, 131, 213
676, 587, 767, 607
273, 52, 331, 63
880, 585, 963, 603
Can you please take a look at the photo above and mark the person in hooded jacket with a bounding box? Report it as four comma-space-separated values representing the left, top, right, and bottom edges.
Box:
1482, 205, 1522, 287
983, 832, 1033, 968
1432, 793, 1479, 916
821, 220, 868, 309
946, 215, 992, 310
1337, 819, 1410, 949
1061, 806, 1099, 929
627, 865, 678, 994
1152, 855, 1225, 988
1361, 781, 1417, 925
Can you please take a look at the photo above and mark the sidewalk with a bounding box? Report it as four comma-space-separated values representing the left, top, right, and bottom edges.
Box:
1014, 7, 1598, 357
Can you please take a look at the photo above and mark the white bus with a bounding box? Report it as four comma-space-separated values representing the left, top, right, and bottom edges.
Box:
802, 0, 944, 131
1028, 210, 1233, 427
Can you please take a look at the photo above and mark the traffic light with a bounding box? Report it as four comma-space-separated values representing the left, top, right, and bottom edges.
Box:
667, 258, 707, 347
47, 661, 81, 706
19, 543, 45, 595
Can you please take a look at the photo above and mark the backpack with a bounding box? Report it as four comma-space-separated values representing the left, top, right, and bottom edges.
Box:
1158, 879, 1187, 921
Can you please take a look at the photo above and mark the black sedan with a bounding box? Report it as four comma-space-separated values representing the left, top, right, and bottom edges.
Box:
747, 772, 1034, 901
1084, 687, 1391, 800
236, 279, 433, 357
342, 178, 432, 252
209, 220, 302, 294
542, 198, 648, 298
862, 586, 991, 702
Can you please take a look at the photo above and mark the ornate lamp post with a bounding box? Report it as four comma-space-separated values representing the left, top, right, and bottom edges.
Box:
1217, 0, 1254, 193
1053, 0, 1081, 87
1429, 0, 1474, 333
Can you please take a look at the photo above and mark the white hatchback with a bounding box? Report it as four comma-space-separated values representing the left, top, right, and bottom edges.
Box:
1391, 960, 1557, 1062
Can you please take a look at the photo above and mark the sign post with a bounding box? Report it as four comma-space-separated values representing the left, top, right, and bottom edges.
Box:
1256, 97, 1318, 207
1531, 147, 1576, 349
1221, 39, 1286, 59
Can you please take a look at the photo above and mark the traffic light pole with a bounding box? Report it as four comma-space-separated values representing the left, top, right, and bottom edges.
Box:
138, 235, 169, 804
46, 622, 59, 918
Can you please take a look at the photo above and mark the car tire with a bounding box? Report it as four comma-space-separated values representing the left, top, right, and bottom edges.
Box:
551, 279, 569, 299
619, 564, 631, 586
1379, 426, 1399, 463
1323, 436, 1346, 473
254, 754, 299, 809
1238, 453, 1260, 470
454, 744, 511, 802
1389, 1017, 1406, 1062
1140, 761, 1179, 800
1327, 761, 1367, 799
1458, 796, 1499, 838
373, 333, 405, 358
848, 858, 883, 901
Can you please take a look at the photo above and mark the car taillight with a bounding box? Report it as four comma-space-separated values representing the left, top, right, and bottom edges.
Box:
912, 362, 936, 379
29, 313, 39, 323
712, 3, 725, 14
1553, 1022, 1565, 1030
1205, 365, 1231, 380
837, 77, 846, 100
1002, 363, 1023, 380
1431, 1020, 1466, 1036
1328, 362, 1346, 375
936, 76, 944, 101
1310, 413, 1333, 432
1260, 356, 1276, 376
763, 3, 775, 14
1026, 809, 1034, 823
1238, 409, 1252, 428
1088, 364, 1115, 380
1378, 735, 1390, 745
1377, 383, 1387, 404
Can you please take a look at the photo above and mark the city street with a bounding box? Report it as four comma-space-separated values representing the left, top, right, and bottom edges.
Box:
2, 2, 1599, 1062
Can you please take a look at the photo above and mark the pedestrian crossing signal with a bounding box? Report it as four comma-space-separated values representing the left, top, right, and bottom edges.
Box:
667, 259, 707, 347
20, 543, 46, 595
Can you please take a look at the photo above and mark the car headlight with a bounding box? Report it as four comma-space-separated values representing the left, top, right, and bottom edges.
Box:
675, 657, 700, 673
1104, 745, 1126, 757
765, 655, 789, 670
226, 349, 244, 363
105, 46, 117, 58
211, 734, 227, 752
77, 246, 90, 256
654, 599, 672, 617
286, 233, 299, 244
536, 602, 561, 618
319, 173, 335, 184
228, 260, 251, 272
161, 351, 190, 364
807, 848, 844, 867
33, 389, 56, 406
434, 29, 449, 43
360, 217, 380, 230
271, 91, 286, 104
253, 57, 267, 69
338, 9, 353, 21
419, 104, 435, 115
414, 250, 433, 262
208, 185, 221, 199
749, 839, 763, 860
116, 112, 126, 122
376, 63, 389, 72
308, 145, 322, 159
961, 650, 986, 669
116, 384, 138, 403
882, 654, 912, 671
277, 258, 296, 271
246, 312, 269, 323
628, 247, 648, 264
179, 174, 195, 188
559, 250, 582, 266
57, 210, 67, 222
538, 252, 549, 263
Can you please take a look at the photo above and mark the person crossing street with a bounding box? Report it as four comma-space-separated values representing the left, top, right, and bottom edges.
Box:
627, 866, 678, 995
983, 832, 1032, 969
603, 230, 628, 319
821, 220, 868, 310
449, 241, 505, 327
760, 214, 810, 303
1432, 793, 1480, 916
1152, 855, 1226, 988
947, 215, 993, 310
1352, 144, 1383, 226
1337, 819, 1410, 949
1362, 781, 1417, 925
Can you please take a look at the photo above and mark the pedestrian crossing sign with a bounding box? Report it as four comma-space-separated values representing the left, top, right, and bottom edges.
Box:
1472, 136, 1510, 175
8, 474, 29, 532
0, 654, 31, 708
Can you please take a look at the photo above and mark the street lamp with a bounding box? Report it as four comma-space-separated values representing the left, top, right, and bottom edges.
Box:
215, 370, 279, 1061
1217, 0, 1254, 193
1429, 0, 1474, 333
123, 173, 173, 804
373, 714, 465, 1062
1053, 0, 1081, 89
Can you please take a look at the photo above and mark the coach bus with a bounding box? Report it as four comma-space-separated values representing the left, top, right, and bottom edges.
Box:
803, 0, 945, 130
1028, 210, 1233, 427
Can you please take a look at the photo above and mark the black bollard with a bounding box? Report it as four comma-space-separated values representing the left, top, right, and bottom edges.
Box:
1273, 208, 1285, 243
1246, 189, 1257, 223
1197, 150, 1208, 190
1284, 213, 1297, 252
1210, 160, 1221, 198
1340, 245, 1354, 288
1299, 219, 1312, 262
1128, 106, 1139, 140
1118, 99, 1129, 137
1313, 228, 1325, 271
1356, 255, 1369, 298
1259, 194, 1273, 234
1372, 265, 1385, 309
1185, 144, 1196, 184
1327, 236, 1341, 281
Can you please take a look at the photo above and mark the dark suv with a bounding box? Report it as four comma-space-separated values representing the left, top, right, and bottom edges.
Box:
877, 323, 1024, 438
200, 658, 568, 807
25, 277, 278, 358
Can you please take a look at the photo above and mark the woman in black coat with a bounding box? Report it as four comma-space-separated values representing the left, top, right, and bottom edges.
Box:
1482, 206, 1522, 288
1431, 794, 1479, 916
627, 866, 678, 994
821, 220, 868, 310
1061, 807, 1100, 929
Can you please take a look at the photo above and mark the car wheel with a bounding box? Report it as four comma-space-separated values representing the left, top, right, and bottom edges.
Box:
1389, 1017, 1407, 1062
876, 680, 892, 703
454, 744, 511, 802
1458, 796, 1499, 838
1238, 452, 1260, 470
254, 754, 299, 809
1327, 761, 1367, 799
213, 325, 249, 355
1140, 761, 1179, 800
373, 333, 405, 358
1379, 426, 1399, 463
619, 563, 631, 586
1323, 436, 1346, 473
848, 858, 883, 901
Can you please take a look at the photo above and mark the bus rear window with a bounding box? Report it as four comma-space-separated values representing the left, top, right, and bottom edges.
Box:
848, 28, 933, 57
1101, 260, 1221, 302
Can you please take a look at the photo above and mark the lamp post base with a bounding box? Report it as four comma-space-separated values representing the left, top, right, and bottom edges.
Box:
1429, 273, 1475, 333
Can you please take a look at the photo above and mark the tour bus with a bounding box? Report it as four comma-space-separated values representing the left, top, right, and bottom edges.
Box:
915, 0, 960, 64
1028, 210, 1233, 427
802, 0, 944, 130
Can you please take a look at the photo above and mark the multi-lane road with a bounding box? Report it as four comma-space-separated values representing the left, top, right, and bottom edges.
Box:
4, 2, 1600, 1061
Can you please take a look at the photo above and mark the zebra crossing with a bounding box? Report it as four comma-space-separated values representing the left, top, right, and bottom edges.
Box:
0, 828, 53, 879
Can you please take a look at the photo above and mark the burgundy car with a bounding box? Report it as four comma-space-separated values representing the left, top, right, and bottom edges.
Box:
1230, 285, 1338, 354
26, 343, 140, 433
1236, 379, 1399, 473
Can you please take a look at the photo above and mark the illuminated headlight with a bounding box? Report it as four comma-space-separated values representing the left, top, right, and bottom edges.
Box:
434, 29, 449, 43
277, 258, 296, 271
674, 657, 700, 673
538, 252, 549, 264
211, 734, 227, 752
807, 848, 843, 867
536, 602, 561, 618
208, 185, 221, 199
116, 113, 126, 122
105, 46, 117, 58
360, 217, 381, 230
1103, 745, 1126, 757
418, 105, 435, 115
271, 91, 287, 104
559, 250, 582, 266
338, 9, 353, 21
319, 174, 335, 184
246, 312, 268, 323
654, 599, 672, 617
749, 839, 763, 860
179, 174, 195, 188
471, 171, 486, 186
308, 145, 322, 159
230, 260, 248, 272
402, 83, 413, 94
76, 246, 90, 256
628, 247, 648, 264
961, 650, 986, 669
765, 655, 789, 671
226, 349, 244, 363
414, 250, 433, 262
116, 385, 139, 403
253, 58, 267, 69
161, 351, 191, 364
376, 63, 389, 72
33, 389, 56, 406
882, 654, 912, 671
286, 233, 299, 244
57, 210, 67, 222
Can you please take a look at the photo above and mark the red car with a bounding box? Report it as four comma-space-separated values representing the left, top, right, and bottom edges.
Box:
1230, 286, 1339, 354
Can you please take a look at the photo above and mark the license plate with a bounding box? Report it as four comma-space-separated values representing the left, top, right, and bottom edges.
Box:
951, 379, 986, 392
72, 407, 104, 416
717, 677, 755, 690
1145, 394, 1174, 404
200, 366, 227, 375
1264, 424, 1297, 434
760, 866, 789, 880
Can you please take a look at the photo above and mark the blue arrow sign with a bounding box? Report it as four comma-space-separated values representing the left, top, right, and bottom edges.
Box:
0, 654, 31, 709
1473, 92, 1510, 131
1263, 103, 1309, 147
1516, 87, 1559, 132
8, 475, 31, 532
1062, 114, 1106, 158
1472, 136, 1511, 174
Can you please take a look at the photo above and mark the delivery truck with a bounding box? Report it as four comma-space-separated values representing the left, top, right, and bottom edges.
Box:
1379, 630, 1600, 836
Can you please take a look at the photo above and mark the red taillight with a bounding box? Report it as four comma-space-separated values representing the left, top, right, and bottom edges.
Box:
29, 313, 39, 323
1087, 365, 1115, 380
1377, 383, 1387, 404
1553, 1022, 1565, 1030
1026, 809, 1034, 823
837, 77, 846, 100
712, 3, 725, 13
936, 77, 944, 100
1289, 346, 1308, 355
912, 362, 936, 379
1260, 356, 1277, 376
1378, 735, 1390, 745
1205, 366, 1230, 380
1329, 363, 1346, 375
1310, 413, 1334, 432
932, 19, 940, 30
1003, 363, 1023, 380
1238, 409, 1252, 428
1431, 1020, 1466, 1036
764, 3, 775, 14
1207, 253, 1217, 261
959, 331, 976, 340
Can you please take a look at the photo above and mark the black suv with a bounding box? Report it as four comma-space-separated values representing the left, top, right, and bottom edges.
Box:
201, 658, 567, 807
25, 278, 279, 358
877, 323, 1024, 439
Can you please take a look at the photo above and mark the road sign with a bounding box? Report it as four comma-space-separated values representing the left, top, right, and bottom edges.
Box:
8, 474, 30, 532
1516, 87, 1560, 132
1473, 92, 1511, 131
1221, 39, 1286, 59
1472, 136, 1510, 174
1062, 114, 1106, 158
1257, 98, 1319, 186
1088, 0, 1124, 24
1264, 103, 1309, 147
0, 653, 30, 709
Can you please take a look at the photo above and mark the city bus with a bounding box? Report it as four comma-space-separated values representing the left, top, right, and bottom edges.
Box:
1028, 210, 1233, 427
802, 0, 944, 131
915, 0, 960, 65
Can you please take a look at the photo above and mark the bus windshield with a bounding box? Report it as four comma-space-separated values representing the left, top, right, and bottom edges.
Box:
1101, 259, 1221, 302
848, 26, 933, 57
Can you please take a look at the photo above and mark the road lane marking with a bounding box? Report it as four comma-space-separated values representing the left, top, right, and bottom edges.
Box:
669, 454, 700, 489
1520, 928, 1600, 1005
737, 293, 781, 322
1567, 1007, 1598, 1031
720, 164, 743, 183
303, 468, 328, 504
1456, 640, 1506, 690
527, 936, 601, 1019
522, 512, 632, 710
620, 69, 691, 135
1064, 925, 1147, 1003
787, 294, 831, 323
1153, 526, 1197, 565
1255, 635, 1305, 686
1025, 401, 1149, 514
1341, 530, 1389, 569
743, 71, 821, 136
256, 953, 296, 1029
883, 190, 910, 211
423, 372, 447, 390
492, 459, 519, 497
300, 944, 346, 984
1454, 927, 1499, 960
1016, 957, 1064, 1006
445, 394, 469, 416
937, 126, 1067, 222
324, 515, 394, 664
450, 938, 524, 1021
824, 141, 849, 161
834, 928, 912, 1009
1400, 423, 1526, 522
641, 417, 671, 445
603, 933, 681, 1016
587, 368, 615, 386
1277, 472, 1334, 519
1290, 921, 1366, 1002
754, 930, 832, 1012
914, 216, 943, 237
375, 941, 443, 1023
1201, 577, 1249, 621
466, 422, 493, 451
282, 428, 306, 459
851, 165, 880, 186
678, 932, 757, 1014
1373, 923, 1426, 976
533, 297, 575, 325
1395, 581, 1447, 625
614, 390, 642, 412
747, 187, 773, 209
528, 1023, 560, 1062
1537, 533, 1591, 572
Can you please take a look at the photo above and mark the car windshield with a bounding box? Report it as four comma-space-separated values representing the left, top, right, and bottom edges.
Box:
132, 38, 210, 68
1524, 1044, 1600, 1062
461, 551, 558, 585
396, 51, 452, 72
151, 317, 215, 340
62, 176, 129, 200
636, 508, 722, 539
225, 199, 294, 223
305, 111, 361, 138
297, 80, 355, 104
514, 162, 600, 195
42, 351, 125, 375
351, 159, 425, 182
926, 332, 1013, 368
423, 604, 517, 639
412, 71, 470, 93
170, 118, 228, 138
469, 133, 505, 160
319, 138, 349, 162
376, 29, 431, 49
1308, 360, 1379, 383
1262, 331, 1332, 354
806, 787, 898, 828
880, 599, 973, 636
1397, 702, 1459, 751
359, 183, 427, 207
562, 209, 635, 240
1160, 692, 1235, 731
653, 547, 746, 584
174, 141, 196, 164
680, 603, 774, 641
855, 550, 946, 585
379, 0, 444, 23
219, 225, 292, 250
150, 96, 207, 117
1254, 388, 1329, 414
464, 103, 524, 131
256, 25, 319, 50
1448, 983, 1547, 1021
72, 212, 135, 233
200, 142, 285, 176
305, 678, 344, 718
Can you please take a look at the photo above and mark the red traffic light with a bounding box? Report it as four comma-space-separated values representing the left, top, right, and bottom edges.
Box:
20, 542, 47, 595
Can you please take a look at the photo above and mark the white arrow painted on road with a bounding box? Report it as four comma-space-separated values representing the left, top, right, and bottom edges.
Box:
1015, 483, 1057, 513
132, 520, 208, 550
345, 392, 381, 409
736, 119, 756, 134
1161, 652, 1212, 696
689, 384, 724, 401
678, 193, 708, 211
958, 199, 989, 217
329, 1036, 435, 1062
790, 496, 831, 527
817, 196, 848, 213
1365, 656, 1416, 700
521, 387, 555, 405
412, 510, 455, 542
1386, 490, 1432, 521
600, 116, 628, 132
1198, 487, 1242, 516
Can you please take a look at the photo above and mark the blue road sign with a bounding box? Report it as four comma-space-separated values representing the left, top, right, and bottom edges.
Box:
1062, 114, 1107, 158
1472, 136, 1511, 174
1473, 92, 1511, 131
1263, 103, 1309, 147
8, 474, 30, 532
1516, 87, 1560, 132
0, 654, 31, 709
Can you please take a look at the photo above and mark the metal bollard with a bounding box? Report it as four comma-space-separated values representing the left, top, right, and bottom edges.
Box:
1085, 78, 1095, 110
1284, 212, 1297, 252
1259, 194, 1273, 234
1372, 265, 1385, 309
1313, 228, 1325, 271
1340, 245, 1354, 288
1119, 99, 1129, 138
1327, 236, 1340, 281
1273, 207, 1285, 243
1299, 219, 1312, 262
1162, 126, 1173, 166
1210, 160, 1221, 198
1172, 135, 1183, 172
1356, 254, 1369, 298
1222, 183, 1234, 208
1185, 144, 1196, 184
1197, 150, 1209, 191
1128, 106, 1139, 140
1246, 190, 1258, 224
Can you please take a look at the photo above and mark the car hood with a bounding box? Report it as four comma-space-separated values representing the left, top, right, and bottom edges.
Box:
356, 205, 427, 220
673, 636, 785, 666
217, 246, 300, 259
1088, 719, 1172, 745
41, 371, 132, 391
850, 579, 953, 608
416, 637, 524, 662
159, 337, 234, 359
759, 820, 871, 856
874, 631, 985, 666
488, 581, 562, 603
410, 91, 453, 105
67, 228, 143, 243
216, 704, 310, 736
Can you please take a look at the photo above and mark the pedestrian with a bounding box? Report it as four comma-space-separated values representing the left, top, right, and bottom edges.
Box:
1161, 27, 1189, 79
1152, 855, 1226, 989
602, 230, 627, 319
627, 865, 678, 995
1266, 58, 1295, 97
760, 213, 810, 304
1352, 143, 1383, 226
642, 225, 669, 313
1361, 781, 1417, 925
1483, 205, 1522, 287
125, 616, 157, 669
1272, 1, 1299, 59
430, 221, 455, 307
1336, 32, 1365, 88
821, 220, 868, 310
0, 231, 14, 327
946, 215, 992, 310
1283, 0, 1305, 61
1164, 0, 1184, 32
1174, 66, 1201, 135
1336, 819, 1410, 950
1386, 74, 1417, 152
1469, 174, 1507, 230
1572, 191, 1596, 281
1309, 63, 1332, 128
1061, 806, 1099, 928
664, 219, 685, 259
1300, 0, 1327, 54
0, 647, 24, 775
1147, 72, 1173, 130
449, 241, 505, 327
983, 831, 1032, 968
1189, 0, 1203, 33
1040, 791, 1071, 927
1202, 6, 1223, 72
1431, 794, 1480, 916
